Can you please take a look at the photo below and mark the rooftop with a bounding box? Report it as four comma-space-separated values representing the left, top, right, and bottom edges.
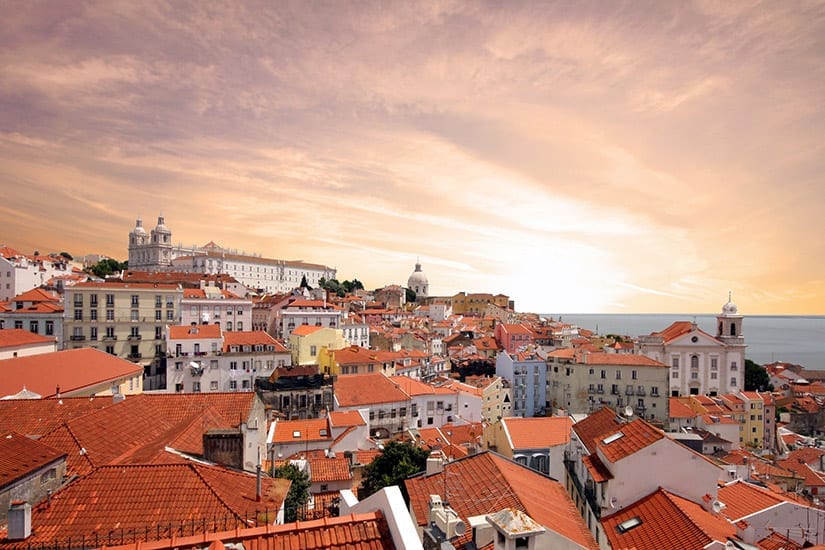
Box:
334, 373, 410, 407
0, 328, 55, 349
503, 416, 572, 449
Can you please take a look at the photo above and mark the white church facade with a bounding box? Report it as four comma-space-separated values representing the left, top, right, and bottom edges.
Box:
128, 216, 336, 294
636, 295, 746, 397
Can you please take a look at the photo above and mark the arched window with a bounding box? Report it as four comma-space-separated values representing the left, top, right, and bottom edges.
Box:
691, 355, 699, 369
730, 323, 736, 336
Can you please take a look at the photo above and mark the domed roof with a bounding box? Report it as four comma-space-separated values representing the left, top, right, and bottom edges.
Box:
132, 217, 146, 235
408, 260, 428, 285
722, 292, 738, 315
154, 214, 170, 233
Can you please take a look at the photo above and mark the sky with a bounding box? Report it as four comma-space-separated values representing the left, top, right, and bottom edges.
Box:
1, 1, 824, 315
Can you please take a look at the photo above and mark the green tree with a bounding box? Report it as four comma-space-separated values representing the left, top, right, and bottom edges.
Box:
87, 258, 127, 278
59, 251, 73, 260
360, 441, 428, 502
272, 462, 311, 522
405, 287, 417, 303
299, 274, 310, 289
744, 359, 773, 392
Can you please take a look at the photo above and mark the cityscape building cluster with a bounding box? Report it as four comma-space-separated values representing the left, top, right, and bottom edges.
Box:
0, 215, 823, 549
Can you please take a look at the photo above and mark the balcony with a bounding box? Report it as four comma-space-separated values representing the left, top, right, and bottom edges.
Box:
102, 335, 117, 341
128, 352, 142, 360
70, 335, 86, 341
625, 388, 635, 395
636, 388, 646, 396
611, 388, 620, 395
127, 335, 142, 341
596, 389, 604, 394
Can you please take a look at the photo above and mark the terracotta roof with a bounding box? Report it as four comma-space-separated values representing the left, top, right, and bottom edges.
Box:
0, 463, 290, 548
716, 479, 795, 521
224, 331, 285, 350
572, 406, 625, 453
0, 397, 117, 437
0, 348, 142, 399
669, 398, 698, 419
273, 418, 331, 444
775, 457, 825, 488
168, 324, 222, 340
0, 328, 55, 349
354, 449, 381, 466
390, 376, 456, 397
503, 416, 572, 449
328, 410, 366, 427
596, 419, 664, 463
72, 281, 180, 290
0, 432, 66, 490
291, 324, 324, 336
499, 323, 533, 335
759, 531, 804, 550
582, 454, 613, 482
334, 374, 410, 407
308, 453, 352, 483
12, 288, 60, 303
650, 321, 720, 345
601, 488, 735, 550
0, 301, 63, 314
101, 511, 394, 550
406, 451, 597, 549
579, 352, 667, 367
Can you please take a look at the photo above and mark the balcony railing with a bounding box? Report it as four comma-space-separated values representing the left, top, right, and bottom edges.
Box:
70, 335, 86, 341
625, 388, 635, 395
636, 388, 646, 396
102, 335, 117, 341
127, 335, 142, 341
128, 353, 142, 359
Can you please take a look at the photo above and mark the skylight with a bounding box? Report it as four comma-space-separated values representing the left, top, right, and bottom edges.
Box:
292, 431, 301, 438
602, 432, 625, 445
616, 516, 642, 533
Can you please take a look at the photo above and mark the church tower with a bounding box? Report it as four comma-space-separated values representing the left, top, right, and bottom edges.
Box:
148, 214, 173, 268
127, 217, 148, 268
716, 292, 743, 342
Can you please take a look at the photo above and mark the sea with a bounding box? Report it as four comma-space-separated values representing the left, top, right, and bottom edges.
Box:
543, 314, 825, 370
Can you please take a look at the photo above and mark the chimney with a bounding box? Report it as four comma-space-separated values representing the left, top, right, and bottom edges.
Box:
8, 501, 32, 540
256, 463, 262, 502
426, 451, 443, 476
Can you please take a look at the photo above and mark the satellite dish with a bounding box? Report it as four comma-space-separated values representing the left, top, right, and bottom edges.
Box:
624, 405, 634, 418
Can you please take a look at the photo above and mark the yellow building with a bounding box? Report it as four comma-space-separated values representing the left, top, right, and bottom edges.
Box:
288, 325, 346, 366
739, 391, 765, 448
444, 292, 511, 315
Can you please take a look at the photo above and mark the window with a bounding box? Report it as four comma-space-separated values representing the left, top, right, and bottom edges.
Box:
107, 309, 114, 321
226, 321, 232, 331
711, 357, 718, 370
29, 321, 39, 333
229, 380, 237, 390
155, 310, 162, 321
130, 309, 139, 321
155, 295, 162, 308
14, 320, 22, 329
73, 294, 83, 307
673, 370, 679, 379
651, 387, 659, 396
90, 309, 98, 321
210, 381, 218, 391
600, 370, 606, 379
691, 372, 698, 379
616, 371, 622, 380
105, 326, 115, 338
230, 361, 238, 370
237, 322, 243, 331
45, 320, 54, 335
310, 345, 317, 357
131, 295, 139, 307
193, 381, 201, 393
166, 296, 174, 308
74, 309, 83, 320
242, 380, 250, 389
90, 327, 97, 341
711, 372, 718, 379
672, 357, 679, 368
105, 345, 114, 355
130, 327, 139, 338
691, 355, 699, 369
632, 370, 637, 380
730, 377, 737, 386
589, 368, 594, 375
731, 361, 738, 371
106, 294, 114, 307
167, 310, 174, 321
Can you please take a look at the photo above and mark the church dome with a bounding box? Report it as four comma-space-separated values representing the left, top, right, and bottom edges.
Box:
408, 260, 428, 286
722, 293, 738, 315
132, 217, 146, 236
154, 214, 170, 233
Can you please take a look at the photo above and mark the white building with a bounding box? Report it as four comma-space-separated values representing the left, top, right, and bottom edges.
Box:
0, 248, 75, 302
636, 295, 745, 397
180, 287, 253, 331
279, 299, 343, 340
127, 216, 336, 293
0, 288, 63, 348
